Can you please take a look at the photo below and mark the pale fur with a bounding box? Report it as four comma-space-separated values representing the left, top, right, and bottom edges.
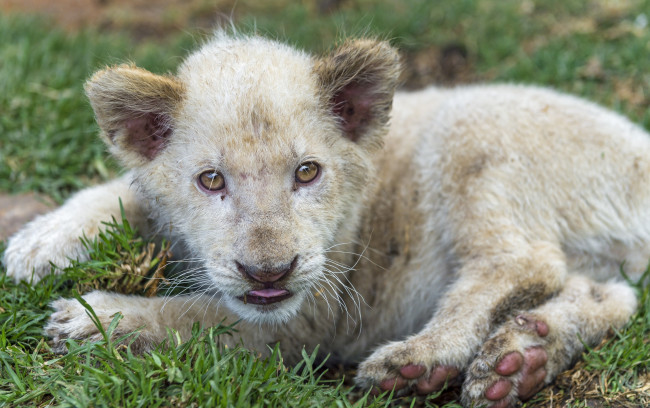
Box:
3, 35, 647, 407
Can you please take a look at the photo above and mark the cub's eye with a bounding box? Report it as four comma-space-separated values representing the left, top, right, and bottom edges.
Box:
198, 170, 225, 191
295, 161, 320, 184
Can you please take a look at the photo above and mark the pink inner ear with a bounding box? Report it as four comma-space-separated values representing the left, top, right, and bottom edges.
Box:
332, 82, 374, 141
124, 113, 172, 160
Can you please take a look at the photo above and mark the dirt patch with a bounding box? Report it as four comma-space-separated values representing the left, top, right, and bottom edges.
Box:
401, 43, 476, 89
0, 0, 234, 38
0, 193, 56, 241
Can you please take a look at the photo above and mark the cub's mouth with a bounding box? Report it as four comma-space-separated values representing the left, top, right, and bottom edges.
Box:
238, 288, 292, 305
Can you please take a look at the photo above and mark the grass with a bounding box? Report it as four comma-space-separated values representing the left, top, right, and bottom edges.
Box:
0, 217, 392, 407
1, 0, 649, 406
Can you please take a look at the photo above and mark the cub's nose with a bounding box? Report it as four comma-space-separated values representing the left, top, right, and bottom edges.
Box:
236, 256, 297, 283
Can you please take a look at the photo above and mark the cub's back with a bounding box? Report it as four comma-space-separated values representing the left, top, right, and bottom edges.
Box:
398, 84, 650, 278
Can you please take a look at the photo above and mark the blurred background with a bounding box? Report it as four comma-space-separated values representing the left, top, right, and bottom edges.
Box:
0, 0, 649, 231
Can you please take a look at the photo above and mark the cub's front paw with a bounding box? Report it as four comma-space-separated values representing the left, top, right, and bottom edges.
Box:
462, 313, 550, 408
3, 213, 90, 283
45, 291, 160, 354
356, 339, 460, 396
45, 296, 110, 354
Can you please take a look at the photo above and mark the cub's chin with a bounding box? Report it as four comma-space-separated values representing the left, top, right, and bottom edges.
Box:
223, 291, 308, 325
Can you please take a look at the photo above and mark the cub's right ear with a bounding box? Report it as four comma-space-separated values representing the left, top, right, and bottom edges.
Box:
85, 65, 184, 167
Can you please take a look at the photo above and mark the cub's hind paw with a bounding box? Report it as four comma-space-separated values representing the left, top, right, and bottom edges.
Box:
462, 313, 550, 408
356, 339, 460, 396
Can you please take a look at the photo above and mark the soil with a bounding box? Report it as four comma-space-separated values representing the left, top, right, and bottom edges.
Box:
0, 0, 233, 37
0, 193, 55, 241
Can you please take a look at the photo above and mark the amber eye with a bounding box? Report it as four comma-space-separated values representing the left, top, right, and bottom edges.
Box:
295, 162, 320, 184
198, 170, 225, 191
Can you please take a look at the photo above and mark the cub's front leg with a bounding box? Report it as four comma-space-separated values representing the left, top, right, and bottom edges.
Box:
3, 174, 150, 282
46, 291, 275, 354
356, 241, 567, 397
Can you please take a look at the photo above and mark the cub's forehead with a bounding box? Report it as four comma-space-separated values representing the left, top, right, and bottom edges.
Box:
177, 36, 320, 118
171, 36, 335, 165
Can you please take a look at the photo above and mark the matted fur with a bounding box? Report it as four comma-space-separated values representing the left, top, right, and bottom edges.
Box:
3, 34, 647, 407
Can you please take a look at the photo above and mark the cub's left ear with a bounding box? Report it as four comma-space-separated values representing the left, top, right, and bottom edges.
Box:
314, 39, 401, 148
85, 65, 184, 168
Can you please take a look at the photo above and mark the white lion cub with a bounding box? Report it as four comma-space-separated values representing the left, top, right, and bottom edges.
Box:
4, 34, 647, 407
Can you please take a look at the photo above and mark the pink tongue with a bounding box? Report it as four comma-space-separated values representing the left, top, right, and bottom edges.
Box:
248, 289, 289, 298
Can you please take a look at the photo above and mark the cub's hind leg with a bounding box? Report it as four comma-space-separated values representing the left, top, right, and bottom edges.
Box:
462, 275, 637, 408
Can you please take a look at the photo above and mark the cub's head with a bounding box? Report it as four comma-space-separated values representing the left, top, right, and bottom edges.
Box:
86, 35, 400, 324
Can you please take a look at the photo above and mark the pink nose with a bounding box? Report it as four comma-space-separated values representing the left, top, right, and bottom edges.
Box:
236, 257, 297, 283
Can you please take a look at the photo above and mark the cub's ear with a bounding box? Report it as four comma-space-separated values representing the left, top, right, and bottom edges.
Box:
314, 39, 401, 148
85, 65, 184, 167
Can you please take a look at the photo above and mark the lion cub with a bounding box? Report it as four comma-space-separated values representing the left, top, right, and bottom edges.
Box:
4, 34, 646, 407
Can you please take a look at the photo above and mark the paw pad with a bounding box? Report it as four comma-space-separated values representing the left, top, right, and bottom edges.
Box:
462, 315, 551, 408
